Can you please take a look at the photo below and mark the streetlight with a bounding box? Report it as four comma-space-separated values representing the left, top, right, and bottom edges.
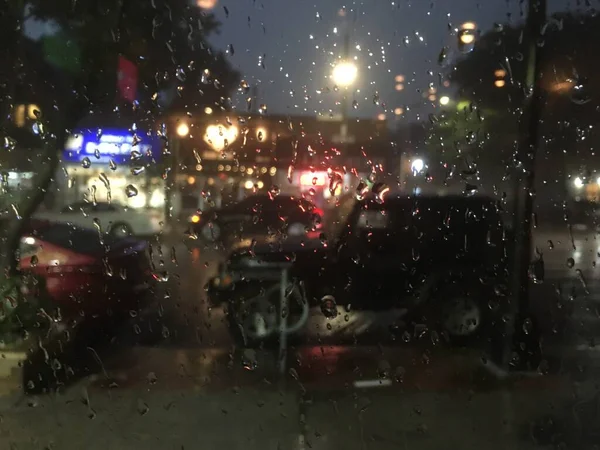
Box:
331, 61, 358, 87
176, 122, 190, 137
439, 95, 450, 106
411, 158, 425, 175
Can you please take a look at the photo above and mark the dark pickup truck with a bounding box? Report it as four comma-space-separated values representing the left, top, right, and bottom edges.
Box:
209, 194, 511, 347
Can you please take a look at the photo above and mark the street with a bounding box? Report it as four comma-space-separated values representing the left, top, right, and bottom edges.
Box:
89, 224, 600, 381
4, 223, 600, 449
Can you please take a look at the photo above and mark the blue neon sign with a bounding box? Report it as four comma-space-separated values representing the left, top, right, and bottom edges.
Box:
62, 128, 162, 165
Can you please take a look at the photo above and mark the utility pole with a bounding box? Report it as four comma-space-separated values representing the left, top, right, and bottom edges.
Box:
502, 0, 547, 371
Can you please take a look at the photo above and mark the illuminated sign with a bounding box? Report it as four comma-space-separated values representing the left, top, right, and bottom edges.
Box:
63, 128, 161, 165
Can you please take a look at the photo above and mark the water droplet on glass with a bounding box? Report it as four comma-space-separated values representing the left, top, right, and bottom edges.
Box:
137, 399, 149, 416
352, 100, 358, 109
125, 184, 139, 198
528, 257, 545, 284
320, 295, 338, 319
109, 159, 117, 171
566, 257, 575, 269
30, 255, 38, 267
522, 318, 533, 335
269, 185, 280, 197
81, 157, 91, 169
568, 76, 592, 105
131, 166, 145, 176
242, 348, 258, 371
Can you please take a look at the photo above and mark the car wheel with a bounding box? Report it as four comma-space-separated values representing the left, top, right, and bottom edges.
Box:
228, 282, 306, 348
110, 222, 133, 238
200, 222, 221, 242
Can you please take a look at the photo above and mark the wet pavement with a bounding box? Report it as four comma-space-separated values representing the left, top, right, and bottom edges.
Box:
2, 225, 600, 449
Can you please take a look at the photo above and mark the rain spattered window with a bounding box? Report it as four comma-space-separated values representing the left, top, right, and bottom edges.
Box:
0, 0, 597, 448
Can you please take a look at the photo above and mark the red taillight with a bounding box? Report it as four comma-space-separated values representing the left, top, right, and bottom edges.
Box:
313, 208, 324, 217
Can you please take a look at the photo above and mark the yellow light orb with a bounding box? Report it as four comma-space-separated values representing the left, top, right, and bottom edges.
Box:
331, 61, 358, 87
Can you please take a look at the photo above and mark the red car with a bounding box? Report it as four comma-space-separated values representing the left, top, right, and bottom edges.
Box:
18, 221, 155, 320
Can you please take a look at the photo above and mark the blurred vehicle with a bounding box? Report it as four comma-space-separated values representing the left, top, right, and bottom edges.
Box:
209, 194, 510, 347
18, 221, 155, 320
188, 194, 324, 244
34, 202, 163, 238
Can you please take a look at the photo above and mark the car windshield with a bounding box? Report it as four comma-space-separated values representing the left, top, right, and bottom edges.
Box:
2, 1, 598, 448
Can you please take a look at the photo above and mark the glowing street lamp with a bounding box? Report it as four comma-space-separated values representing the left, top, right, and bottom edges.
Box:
176, 122, 190, 137
331, 61, 358, 88
439, 95, 450, 106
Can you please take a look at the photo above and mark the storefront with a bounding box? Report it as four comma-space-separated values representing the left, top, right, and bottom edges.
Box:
58, 127, 166, 212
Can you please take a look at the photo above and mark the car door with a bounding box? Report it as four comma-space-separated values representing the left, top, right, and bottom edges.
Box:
336, 200, 421, 310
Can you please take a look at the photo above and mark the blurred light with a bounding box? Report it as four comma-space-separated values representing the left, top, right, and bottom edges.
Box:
443, 80, 451, 87
225, 165, 232, 171
574, 177, 584, 189
197, 0, 217, 8
204, 124, 238, 151
129, 191, 147, 209
256, 127, 268, 141
217, 164, 224, 171
428, 94, 437, 102
247, 168, 254, 175
244, 180, 254, 189
597, 176, 600, 186
494, 69, 507, 78
191, 214, 201, 224
300, 172, 327, 186
269, 167, 277, 176
149, 189, 165, 208
395, 83, 404, 91
377, 113, 386, 121
411, 158, 425, 174
459, 31, 475, 45
65, 134, 84, 151
331, 61, 358, 87
14, 104, 25, 127
257, 181, 264, 189
196, 164, 203, 171
260, 167, 267, 174
27, 104, 41, 120
23, 237, 35, 246
187, 176, 196, 185
494, 80, 506, 88
461, 21, 477, 30
394, 75, 405, 82
394, 107, 404, 116
428, 87, 437, 94
204, 107, 213, 115
439, 95, 450, 106
176, 122, 190, 137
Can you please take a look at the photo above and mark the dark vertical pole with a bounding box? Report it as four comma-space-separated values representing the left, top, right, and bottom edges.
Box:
340, 32, 350, 154
504, 0, 547, 370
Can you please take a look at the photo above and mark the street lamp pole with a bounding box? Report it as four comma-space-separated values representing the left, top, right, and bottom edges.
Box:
501, 0, 547, 371
340, 32, 350, 152
165, 122, 189, 227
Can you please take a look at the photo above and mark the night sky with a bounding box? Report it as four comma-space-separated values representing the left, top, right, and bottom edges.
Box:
208, 0, 576, 120
24, 0, 579, 121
